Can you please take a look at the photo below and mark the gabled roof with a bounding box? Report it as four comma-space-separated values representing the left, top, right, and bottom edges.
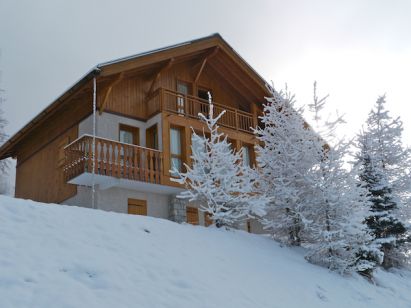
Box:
0, 33, 270, 160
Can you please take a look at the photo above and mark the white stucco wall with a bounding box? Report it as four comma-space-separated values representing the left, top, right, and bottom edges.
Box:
95, 187, 169, 218
64, 186, 93, 209
63, 186, 169, 219
79, 112, 162, 150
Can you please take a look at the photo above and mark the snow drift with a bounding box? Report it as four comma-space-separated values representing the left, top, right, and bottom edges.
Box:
0, 195, 410, 308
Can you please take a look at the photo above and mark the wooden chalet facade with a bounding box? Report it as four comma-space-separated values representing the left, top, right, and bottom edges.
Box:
0, 34, 269, 231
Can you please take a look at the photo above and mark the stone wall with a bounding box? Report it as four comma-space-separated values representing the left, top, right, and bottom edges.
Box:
169, 195, 188, 223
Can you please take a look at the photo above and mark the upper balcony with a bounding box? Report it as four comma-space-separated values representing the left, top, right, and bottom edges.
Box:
146, 88, 255, 133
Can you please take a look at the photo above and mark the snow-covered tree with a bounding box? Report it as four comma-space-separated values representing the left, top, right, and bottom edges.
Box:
302, 83, 381, 275
255, 82, 380, 274
253, 85, 316, 245
0, 74, 9, 193
355, 96, 411, 268
173, 94, 268, 228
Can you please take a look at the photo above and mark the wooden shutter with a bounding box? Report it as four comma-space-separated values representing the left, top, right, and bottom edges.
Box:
128, 199, 147, 216
186, 206, 199, 225
204, 212, 213, 227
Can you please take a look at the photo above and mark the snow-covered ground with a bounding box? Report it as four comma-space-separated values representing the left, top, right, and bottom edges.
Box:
0, 195, 410, 308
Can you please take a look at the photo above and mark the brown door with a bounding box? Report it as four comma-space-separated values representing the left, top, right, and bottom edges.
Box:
128, 199, 147, 216
146, 124, 158, 150
186, 206, 199, 225
176, 81, 191, 114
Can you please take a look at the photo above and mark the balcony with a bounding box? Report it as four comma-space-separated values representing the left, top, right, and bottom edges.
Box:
146, 88, 255, 133
63, 135, 182, 194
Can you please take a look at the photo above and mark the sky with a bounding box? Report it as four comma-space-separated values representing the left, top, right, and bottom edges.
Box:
0, 0, 411, 146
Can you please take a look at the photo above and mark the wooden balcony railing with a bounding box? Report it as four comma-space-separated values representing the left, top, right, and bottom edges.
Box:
146, 88, 255, 133
64, 135, 163, 185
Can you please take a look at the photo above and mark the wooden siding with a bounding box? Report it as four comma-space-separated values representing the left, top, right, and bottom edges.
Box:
158, 60, 254, 111
97, 57, 262, 122
15, 126, 78, 203
16, 91, 92, 164
100, 75, 148, 119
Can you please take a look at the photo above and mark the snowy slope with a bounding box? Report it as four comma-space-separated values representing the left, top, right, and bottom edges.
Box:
0, 196, 410, 308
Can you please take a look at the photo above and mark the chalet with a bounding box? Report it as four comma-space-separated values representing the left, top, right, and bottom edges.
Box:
0, 34, 269, 232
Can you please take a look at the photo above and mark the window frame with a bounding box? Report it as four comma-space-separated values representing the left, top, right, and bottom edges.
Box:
241, 142, 255, 167
170, 126, 184, 176
119, 124, 140, 145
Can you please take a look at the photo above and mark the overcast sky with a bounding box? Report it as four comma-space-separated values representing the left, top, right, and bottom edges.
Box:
1, 0, 410, 145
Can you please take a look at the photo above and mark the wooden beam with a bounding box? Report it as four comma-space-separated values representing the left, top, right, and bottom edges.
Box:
146, 58, 174, 100
99, 38, 220, 76
99, 73, 124, 115
194, 47, 219, 84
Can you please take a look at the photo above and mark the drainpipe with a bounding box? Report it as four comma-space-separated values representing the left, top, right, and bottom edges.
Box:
91, 68, 100, 209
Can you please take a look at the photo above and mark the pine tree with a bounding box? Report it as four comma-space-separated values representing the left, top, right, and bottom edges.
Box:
173, 94, 268, 228
355, 96, 410, 268
303, 83, 381, 274
253, 85, 316, 245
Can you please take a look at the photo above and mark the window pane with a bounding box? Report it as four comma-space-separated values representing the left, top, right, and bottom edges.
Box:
170, 128, 181, 155
120, 130, 134, 144
242, 146, 251, 166
171, 157, 182, 175
177, 82, 189, 95
191, 134, 206, 157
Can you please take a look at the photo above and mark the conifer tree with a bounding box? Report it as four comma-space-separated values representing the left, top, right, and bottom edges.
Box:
303, 83, 381, 274
253, 85, 316, 245
355, 96, 410, 268
173, 94, 268, 228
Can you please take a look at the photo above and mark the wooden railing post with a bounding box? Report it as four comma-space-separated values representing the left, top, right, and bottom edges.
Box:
65, 135, 164, 186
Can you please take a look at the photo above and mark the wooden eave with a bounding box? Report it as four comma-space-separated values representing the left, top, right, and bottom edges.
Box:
0, 33, 270, 160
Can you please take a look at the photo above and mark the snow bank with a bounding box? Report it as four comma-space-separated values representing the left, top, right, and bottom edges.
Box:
0, 195, 410, 308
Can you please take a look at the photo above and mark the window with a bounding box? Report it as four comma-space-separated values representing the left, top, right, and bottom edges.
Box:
176, 81, 191, 114
242, 143, 254, 167
191, 133, 206, 157
197, 88, 211, 101
128, 199, 147, 216
197, 88, 211, 114
119, 124, 139, 145
146, 124, 158, 150
242, 145, 251, 167
186, 206, 199, 225
170, 127, 183, 176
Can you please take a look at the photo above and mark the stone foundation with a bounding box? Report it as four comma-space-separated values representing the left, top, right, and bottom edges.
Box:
169, 195, 188, 223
